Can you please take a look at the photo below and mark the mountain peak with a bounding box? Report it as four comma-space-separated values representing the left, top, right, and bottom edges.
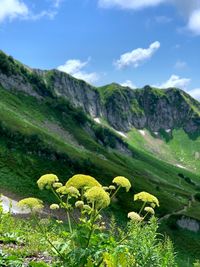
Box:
0, 50, 199, 135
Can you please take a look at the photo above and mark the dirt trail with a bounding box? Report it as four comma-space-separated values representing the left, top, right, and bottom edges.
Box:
159, 194, 195, 222
0, 195, 30, 214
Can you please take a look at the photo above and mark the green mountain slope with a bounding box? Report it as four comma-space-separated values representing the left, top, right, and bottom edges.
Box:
128, 128, 200, 173
0, 50, 200, 265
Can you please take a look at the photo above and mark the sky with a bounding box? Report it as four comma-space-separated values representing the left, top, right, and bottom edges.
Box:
0, 0, 200, 100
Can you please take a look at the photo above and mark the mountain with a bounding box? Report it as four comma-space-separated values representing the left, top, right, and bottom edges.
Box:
0, 50, 200, 264
1, 50, 200, 136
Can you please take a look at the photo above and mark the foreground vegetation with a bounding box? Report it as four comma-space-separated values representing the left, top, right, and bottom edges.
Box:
0, 173, 179, 266
0, 83, 200, 265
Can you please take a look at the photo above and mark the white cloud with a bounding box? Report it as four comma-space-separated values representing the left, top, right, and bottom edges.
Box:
0, 0, 64, 23
28, 10, 57, 21
158, 75, 190, 89
155, 75, 200, 101
99, 0, 166, 10
120, 80, 136, 88
0, 0, 29, 22
115, 41, 160, 69
57, 59, 99, 84
188, 88, 200, 100
52, 0, 63, 8
174, 60, 187, 69
187, 9, 200, 35
98, 0, 200, 35
171, 0, 200, 17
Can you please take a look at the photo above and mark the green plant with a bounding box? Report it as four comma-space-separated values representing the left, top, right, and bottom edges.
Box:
28, 261, 50, 267
194, 260, 200, 267
0, 251, 23, 267
17, 173, 177, 267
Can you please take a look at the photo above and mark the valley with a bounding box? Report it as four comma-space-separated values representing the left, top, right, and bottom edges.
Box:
0, 50, 200, 266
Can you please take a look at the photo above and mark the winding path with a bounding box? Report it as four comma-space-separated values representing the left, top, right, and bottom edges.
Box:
0, 195, 30, 214
159, 194, 195, 222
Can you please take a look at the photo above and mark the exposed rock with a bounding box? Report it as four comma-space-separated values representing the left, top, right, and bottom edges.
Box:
177, 216, 200, 232
0, 72, 39, 97
49, 70, 103, 117
0, 50, 199, 136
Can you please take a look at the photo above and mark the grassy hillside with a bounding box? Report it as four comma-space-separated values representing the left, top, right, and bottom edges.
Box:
127, 128, 200, 174
0, 85, 199, 212
0, 51, 200, 265
0, 85, 200, 265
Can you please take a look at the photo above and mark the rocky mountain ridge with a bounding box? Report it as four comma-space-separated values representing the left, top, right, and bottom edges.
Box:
0, 50, 199, 135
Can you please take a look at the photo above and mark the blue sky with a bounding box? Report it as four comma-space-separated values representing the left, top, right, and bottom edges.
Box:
0, 0, 200, 100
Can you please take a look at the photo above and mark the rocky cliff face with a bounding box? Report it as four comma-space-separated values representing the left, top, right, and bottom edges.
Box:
44, 69, 103, 117
98, 84, 200, 134
0, 50, 200, 135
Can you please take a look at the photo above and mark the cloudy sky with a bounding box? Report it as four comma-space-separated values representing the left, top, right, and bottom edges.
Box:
0, 0, 200, 100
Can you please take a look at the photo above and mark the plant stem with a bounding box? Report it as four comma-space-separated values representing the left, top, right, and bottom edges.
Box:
66, 195, 73, 234
117, 233, 131, 245
86, 205, 97, 248
96, 257, 104, 267
110, 186, 121, 200
51, 187, 74, 233
32, 213, 64, 260
143, 211, 149, 221
117, 220, 142, 245
139, 202, 146, 215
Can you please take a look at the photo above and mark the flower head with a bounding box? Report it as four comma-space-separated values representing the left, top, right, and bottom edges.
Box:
75, 201, 84, 209
53, 182, 63, 188
109, 185, 116, 190
112, 176, 131, 192
56, 220, 63, 224
18, 198, 43, 212
84, 186, 110, 209
134, 192, 159, 207
103, 186, 109, 191
66, 174, 101, 190
83, 204, 91, 211
128, 212, 143, 222
37, 174, 59, 190
56, 186, 80, 198
144, 206, 155, 215
50, 204, 59, 210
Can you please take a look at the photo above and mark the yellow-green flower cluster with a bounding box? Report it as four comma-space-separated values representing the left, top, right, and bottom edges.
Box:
53, 182, 63, 188
83, 204, 91, 211
144, 207, 155, 215
75, 201, 84, 209
18, 198, 44, 212
56, 186, 80, 198
112, 176, 131, 192
134, 191, 159, 207
66, 174, 101, 189
103, 186, 109, 191
50, 204, 59, 210
84, 186, 110, 209
109, 185, 116, 190
37, 174, 59, 190
128, 212, 143, 222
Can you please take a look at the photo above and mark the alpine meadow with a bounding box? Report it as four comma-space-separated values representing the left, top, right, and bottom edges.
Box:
0, 0, 200, 266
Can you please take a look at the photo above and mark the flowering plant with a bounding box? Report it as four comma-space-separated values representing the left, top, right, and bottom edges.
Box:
18, 174, 177, 267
